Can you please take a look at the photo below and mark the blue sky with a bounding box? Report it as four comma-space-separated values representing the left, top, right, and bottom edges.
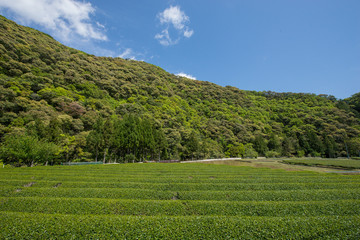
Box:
0, 0, 359, 99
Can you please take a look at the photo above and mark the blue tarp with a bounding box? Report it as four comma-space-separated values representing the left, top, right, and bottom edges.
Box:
61, 162, 104, 166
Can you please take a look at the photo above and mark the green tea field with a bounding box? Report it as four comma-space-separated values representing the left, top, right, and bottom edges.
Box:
283, 158, 360, 169
1, 163, 360, 239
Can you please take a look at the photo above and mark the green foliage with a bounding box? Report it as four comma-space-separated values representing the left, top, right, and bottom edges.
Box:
265, 150, 281, 158
243, 143, 258, 158
86, 115, 168, 162
268, 133, 282, 152
345, 92, 360, 115
1, 163, 360, 238
0, 134, 59, 166
283, 158, 360, 169
0, 15, 360, 165
2, 213, 358, 239
253, 135, 268, 156
225, 143, 244, 157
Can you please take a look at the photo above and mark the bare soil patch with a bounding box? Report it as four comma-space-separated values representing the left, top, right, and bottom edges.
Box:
23, 182, 36, 187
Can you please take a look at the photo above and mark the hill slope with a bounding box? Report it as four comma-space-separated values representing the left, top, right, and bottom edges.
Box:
0, 15, 359, 165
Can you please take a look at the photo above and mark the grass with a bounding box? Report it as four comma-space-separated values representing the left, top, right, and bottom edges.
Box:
205, 158, 360, 172
1, 163, 360, 239
282, 158, 360, 169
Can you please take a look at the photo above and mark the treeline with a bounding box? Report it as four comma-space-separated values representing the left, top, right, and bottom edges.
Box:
1, 113, 358, 167
87, 115, 167, 163
0, 115, 168, 166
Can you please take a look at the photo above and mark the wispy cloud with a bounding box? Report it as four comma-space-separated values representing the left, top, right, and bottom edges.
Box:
155, 5, 194, 46
176, 72, 196, 80
155, 29, 177, 46
118, 48, 136, 60
0, 0, 107, 42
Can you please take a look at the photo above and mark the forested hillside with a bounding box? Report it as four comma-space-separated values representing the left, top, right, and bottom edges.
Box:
0, 15, 359, 166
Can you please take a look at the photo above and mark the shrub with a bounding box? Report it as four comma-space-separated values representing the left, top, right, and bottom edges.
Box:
125, 154, 136, 163
265, 150, 281, 158
297, 150, 305, 158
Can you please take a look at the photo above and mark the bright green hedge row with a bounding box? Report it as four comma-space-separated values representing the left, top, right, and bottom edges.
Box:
0, 163, 325, 175
1, 212, 359, 239
1, 197, 359, 217
283, 159, 360, 169
1, 163, 360, 238
2, 187, 360, 201
1, 173, 358, 183
2, 179, 360, 191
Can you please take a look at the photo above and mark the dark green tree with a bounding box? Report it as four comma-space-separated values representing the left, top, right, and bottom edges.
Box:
306, 129, 324, 156
268, 133, 281, 153
184, 131, 200, 160
323, 135, 337, 158
86, 117, 104, 162
253, 135, 268, 156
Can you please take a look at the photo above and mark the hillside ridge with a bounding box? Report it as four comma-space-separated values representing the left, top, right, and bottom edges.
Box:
0, 15, 359, 165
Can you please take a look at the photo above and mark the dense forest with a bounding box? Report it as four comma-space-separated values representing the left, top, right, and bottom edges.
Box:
0, 15, 359, 166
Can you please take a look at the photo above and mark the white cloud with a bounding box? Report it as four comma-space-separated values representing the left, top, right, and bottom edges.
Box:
155, 5, 194, 46
183, 28, 194, 38
176, 72, 196, 80
118, 48, 136, 60
0, 0, 107, 42
158, 5, 188, 30
155, 29, 179, 46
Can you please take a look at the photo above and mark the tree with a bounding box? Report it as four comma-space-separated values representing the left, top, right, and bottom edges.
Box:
282, 136, 296, 157
298, 134, 311, 155
59, 135, 76, 163
225, 143, 244, 158
323, 135, 337, 158
306, 129, 324, 156
153, 126, 168, 161
253, 135, 268, 156
86, 117, 104, 162
0, 134, 59, 166
347, 138, 360, 157
268, 133, 281, 153
102, 118, 114, 163
244, 143, 258, 158
28, 118, 47, 139
46, 117, 62, 143
183, 130, 200, 160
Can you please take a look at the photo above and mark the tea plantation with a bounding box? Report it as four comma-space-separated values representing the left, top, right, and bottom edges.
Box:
283, 158, 360, 169
1, 163, 360, 239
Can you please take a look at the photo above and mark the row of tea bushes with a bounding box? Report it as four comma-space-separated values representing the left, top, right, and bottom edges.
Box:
1, 197, 359, 217
1, 163, 360, 238
1, 212, 359, 239
2, 187, 360, 201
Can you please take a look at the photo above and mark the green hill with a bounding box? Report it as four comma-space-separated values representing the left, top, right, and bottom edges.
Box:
0, 15, 359, 165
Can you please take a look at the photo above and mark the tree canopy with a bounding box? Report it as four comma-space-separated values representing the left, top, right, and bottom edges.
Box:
0, 15, 359, 165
